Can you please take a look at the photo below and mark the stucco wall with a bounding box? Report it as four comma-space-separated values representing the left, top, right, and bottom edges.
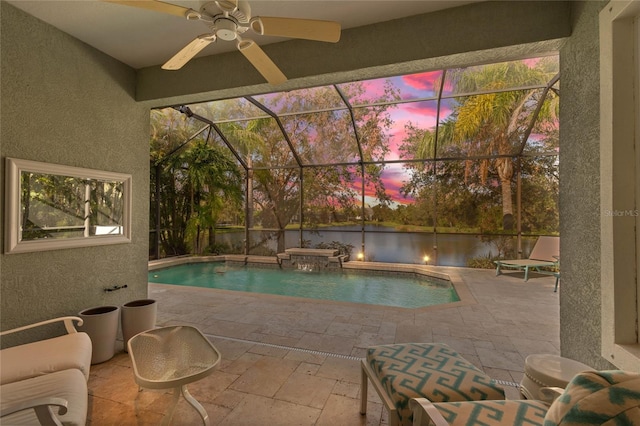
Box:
559, 1, 614, 369
0, 3, 150, 344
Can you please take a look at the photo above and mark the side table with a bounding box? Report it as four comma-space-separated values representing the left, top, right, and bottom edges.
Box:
520, 353, 594, 400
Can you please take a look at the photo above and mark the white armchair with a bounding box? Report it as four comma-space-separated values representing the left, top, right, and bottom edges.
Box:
1, 396, 68, 426
0, 316, 92, 426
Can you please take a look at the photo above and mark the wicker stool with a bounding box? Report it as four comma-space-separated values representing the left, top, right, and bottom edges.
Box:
360, 343, 505, 426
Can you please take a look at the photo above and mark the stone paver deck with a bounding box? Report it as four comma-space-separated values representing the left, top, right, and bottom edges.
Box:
87, 266, 560, 425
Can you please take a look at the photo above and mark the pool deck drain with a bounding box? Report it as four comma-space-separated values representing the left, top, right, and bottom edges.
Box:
204, 332, 362, 361
204, 332, 520, 389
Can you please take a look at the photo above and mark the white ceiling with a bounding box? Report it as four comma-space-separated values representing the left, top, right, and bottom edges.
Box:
8, 0, 480, 69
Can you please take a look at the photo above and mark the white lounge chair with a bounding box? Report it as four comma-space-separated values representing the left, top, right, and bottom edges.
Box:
494, 236, 559, 282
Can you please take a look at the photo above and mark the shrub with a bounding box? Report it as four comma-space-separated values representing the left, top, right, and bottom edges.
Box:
314, 241, 354, 257
467, 253, 499, 269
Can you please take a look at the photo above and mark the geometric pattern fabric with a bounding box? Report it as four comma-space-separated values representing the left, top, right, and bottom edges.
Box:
416, 370, 640, 426
544, 370, 640, 425
430, 399, 549, 425
367, 343, 505, 425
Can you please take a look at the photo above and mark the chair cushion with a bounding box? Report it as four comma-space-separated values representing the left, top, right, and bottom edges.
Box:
367, 343, 505, 425
429, 400, 549, 426
0, 332, 92, 385
543, 370, 640, 425
1, 368, 88, 426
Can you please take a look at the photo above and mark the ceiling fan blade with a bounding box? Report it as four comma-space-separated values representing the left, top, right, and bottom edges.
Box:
162, 35, 215, 70
103, 0, 193, 18
251, 17, 341, 43
237, 39, 287, 85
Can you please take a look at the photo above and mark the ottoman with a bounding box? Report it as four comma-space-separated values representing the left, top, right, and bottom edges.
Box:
520, 354, 594, 399
360, 343, 505, 426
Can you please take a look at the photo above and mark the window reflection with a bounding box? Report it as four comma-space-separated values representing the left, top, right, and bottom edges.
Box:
21, 172, 125, 241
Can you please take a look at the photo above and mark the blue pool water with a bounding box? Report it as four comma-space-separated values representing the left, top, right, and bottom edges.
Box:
148, 263, 459, 308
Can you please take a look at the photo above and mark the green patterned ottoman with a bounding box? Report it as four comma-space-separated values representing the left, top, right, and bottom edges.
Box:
360, 343, 505, 426
410, 399, 550, 425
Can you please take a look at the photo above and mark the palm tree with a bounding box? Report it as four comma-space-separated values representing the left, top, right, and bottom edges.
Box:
150, 107, 244, 256
183, 140, 242, 254
419, 59, 559, 230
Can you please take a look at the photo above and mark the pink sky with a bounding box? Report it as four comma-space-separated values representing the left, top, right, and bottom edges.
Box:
338, 59, 557, 206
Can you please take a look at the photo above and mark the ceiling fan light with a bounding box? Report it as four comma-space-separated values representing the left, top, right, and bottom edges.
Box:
215, 18, 238, 41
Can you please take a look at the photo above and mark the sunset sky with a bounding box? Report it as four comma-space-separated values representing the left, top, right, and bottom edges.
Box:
335, 59, 557, 207
191, 57, 558, 208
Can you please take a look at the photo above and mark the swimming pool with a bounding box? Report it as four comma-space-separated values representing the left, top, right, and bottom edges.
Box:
148, 262, 459, 308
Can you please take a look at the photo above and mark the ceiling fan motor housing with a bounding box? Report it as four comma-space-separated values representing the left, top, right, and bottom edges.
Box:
214, 18, 239, 41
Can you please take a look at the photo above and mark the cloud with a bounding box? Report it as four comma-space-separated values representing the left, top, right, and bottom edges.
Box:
402, 101, 440, 117
347, 164, 415, 205
402, 71, 442, 92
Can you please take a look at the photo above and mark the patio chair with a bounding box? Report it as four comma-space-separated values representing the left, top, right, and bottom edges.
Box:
409, 369, 640, 426
360, 343, 505, 426
494, 236, 559, 282
127, 325, 221, 426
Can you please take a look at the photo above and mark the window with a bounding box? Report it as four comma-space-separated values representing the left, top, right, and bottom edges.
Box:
599, 0, 640, 371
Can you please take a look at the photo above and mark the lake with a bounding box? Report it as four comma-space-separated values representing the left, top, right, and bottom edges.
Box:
217, 225, 538, 267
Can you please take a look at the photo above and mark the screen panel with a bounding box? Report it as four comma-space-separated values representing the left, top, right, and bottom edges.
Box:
281, 110, 359, 165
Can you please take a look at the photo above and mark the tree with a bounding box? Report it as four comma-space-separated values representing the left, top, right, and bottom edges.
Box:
402, 59, 559, 232
150, 108, 243, 257
206, 82, 400, 253
183, 140, 243, 254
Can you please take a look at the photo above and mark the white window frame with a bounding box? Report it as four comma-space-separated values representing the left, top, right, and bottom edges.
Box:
600, 0, 640, 372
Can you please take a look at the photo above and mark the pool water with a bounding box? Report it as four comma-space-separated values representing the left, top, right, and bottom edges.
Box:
148, 263, 459, 308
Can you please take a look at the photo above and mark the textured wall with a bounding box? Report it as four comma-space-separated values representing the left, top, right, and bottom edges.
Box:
559, 1, 613, 369
0, 3, 150, 344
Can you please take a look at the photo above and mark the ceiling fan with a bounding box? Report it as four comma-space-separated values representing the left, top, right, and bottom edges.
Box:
105, 0, 341, 84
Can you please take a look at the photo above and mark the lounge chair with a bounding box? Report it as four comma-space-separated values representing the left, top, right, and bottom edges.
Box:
409, 369, 640, 426
494, 236, 559, 282
360, 343, 505, 426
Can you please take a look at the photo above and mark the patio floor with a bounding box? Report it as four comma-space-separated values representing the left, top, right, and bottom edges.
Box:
87, 266, 560, 425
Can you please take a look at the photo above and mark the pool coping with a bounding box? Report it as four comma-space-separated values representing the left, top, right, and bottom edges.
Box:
148, 255, 477, 311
